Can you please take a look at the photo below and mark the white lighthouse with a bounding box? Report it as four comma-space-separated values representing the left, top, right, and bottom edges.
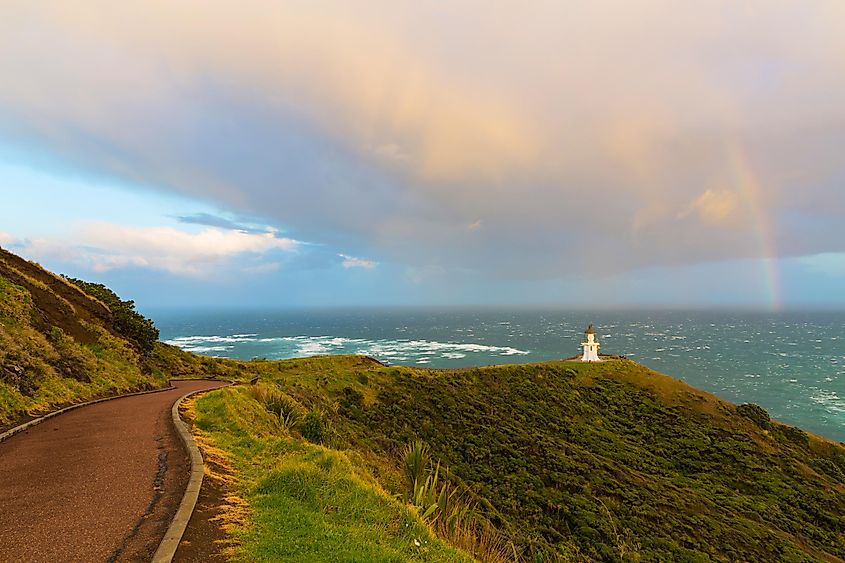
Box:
581, 324, 601, 362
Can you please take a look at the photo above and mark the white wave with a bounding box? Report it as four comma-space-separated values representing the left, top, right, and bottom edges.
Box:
810, 391, 845, 414
165, 334, 257, 345
296, 342, 332, 355
166, 331, 529, 363
180, 345, 233, 353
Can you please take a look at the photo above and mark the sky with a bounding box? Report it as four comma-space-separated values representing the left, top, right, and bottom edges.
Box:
1, 1, 844, 310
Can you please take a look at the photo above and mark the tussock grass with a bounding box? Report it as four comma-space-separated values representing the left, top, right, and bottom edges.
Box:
402, 444, 513, 563
249, 384, 305, 432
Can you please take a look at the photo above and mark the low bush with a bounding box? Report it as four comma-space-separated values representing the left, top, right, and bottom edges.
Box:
736, 403, 771, 429
301, 407, 332, 445
779, 425, 810, 448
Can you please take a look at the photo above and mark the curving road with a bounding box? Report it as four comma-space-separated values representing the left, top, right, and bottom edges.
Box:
0, 380, 227, 563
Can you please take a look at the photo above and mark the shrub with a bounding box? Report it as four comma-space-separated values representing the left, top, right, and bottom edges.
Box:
339, 386, 364, 414
780, 425, 809, 448
812, 459, 845, 482
301, 408, 331, 444
736, 403, 771, 429
62, 276, 159, 354
49, 326, 65, 343
403, 440, 432, 495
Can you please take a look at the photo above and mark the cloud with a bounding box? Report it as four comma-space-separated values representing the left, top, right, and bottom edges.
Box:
1, 1, 844, 279
175, 213, 272, 234
369, 143, 410, 163
405, 264, 446, 285
0, 232, 19, 247
14, 223, 299, 276
678, 190, 740, 224
339, 254, 377, 269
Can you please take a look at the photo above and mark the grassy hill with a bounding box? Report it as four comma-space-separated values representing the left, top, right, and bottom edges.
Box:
189, 356, 845, 562
0, 246, 278, 427
0, 246, 171, 425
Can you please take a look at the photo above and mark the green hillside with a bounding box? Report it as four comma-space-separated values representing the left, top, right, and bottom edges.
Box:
190, 355, 845, 562
0, 247, 169, 425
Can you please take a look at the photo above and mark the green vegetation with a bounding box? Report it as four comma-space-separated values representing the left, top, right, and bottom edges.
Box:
146, 340, 273, 382
400, 440, 512, 562
62, 276, 159, 354
0, 246, 281, 425
191, 355, 845, 562
249, 384, 305, 431
0, 249, 167, 425
735, 402, 771, 429
187, 384, 473, 562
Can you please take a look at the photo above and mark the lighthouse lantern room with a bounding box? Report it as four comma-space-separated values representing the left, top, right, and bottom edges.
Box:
581, 324, 601, 362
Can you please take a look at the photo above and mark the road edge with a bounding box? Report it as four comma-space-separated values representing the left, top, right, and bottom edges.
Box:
0, 384, 175, 444
152, 383, 231, 563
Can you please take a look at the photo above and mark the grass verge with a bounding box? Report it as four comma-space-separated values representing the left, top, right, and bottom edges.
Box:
187, 385, 473, 562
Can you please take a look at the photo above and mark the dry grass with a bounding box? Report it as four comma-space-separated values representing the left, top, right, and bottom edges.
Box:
184, 398, 250, 557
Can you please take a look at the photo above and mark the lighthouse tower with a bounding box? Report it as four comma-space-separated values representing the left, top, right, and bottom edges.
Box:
581, 324, 601, 362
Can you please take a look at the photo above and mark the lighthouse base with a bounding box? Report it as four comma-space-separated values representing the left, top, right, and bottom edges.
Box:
581, 344, 601, 362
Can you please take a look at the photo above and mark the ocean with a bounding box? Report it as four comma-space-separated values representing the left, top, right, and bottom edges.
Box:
152, 308, 845, 442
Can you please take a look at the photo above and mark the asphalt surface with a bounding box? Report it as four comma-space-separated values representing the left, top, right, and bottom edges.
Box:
0, 380, 227, 563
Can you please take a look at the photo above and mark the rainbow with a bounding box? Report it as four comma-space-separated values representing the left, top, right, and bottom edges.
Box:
726, 143, 782, 311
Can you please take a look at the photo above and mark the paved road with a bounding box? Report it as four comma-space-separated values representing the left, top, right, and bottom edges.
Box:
0, 380, 227, 563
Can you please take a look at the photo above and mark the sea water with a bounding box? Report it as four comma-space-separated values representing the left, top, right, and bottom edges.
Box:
152, 308, 845, 442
